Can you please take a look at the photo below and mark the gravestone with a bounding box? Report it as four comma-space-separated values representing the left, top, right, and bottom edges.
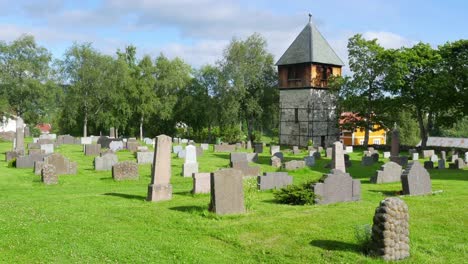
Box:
370, 198, 410, 261
95, 153, 118, 171
41, 164, 57, 185
283, 160, 305, 170
200, 143, 209, 151
24, 126, 30, 137
401, 162, 432, 195
15, 117, 24, 152
34, 161, 44, 175
451, 154, 458, 163
230, 152, 248, 165
370, 162, 402, 184
361, 156, 374, 166
112, 161, 139, 181
257, 172, 292, 190
368, 147, 375, 153
270, 145, 280, 155
438, 159, 446, 169
246, 153, 258, 162
109, 127, 115, 138
423, 150, 435, 159
371, 153, 380, 162
408, 149, 417, 156
196, 146, 203, 157
390, 125, 400, 158
43, 153, 76, 175
81, 137, 92, 145
62, 135, 75, 144
177, 150, 186, 159
441, 151, 446, 161
29, 149, 44, 155
318, 146, 324, 152
424, 161, 434, 169
331, 142, 345, 173
40, 144, 54, 154
231, 161, 260, 177
173, 138, 179, 144
304, 156, 315, 167
192, 173, 211, 194
383, 152, 391, 159
143, 138, 153, 145
312, 169, 361, 204
147, 135, 173, 202
85, 144, 101, 156
137, 146, 149, 152
173, 145, 183, 154
246, 140, 252, 150
183, 145, 199, 177
109, 141, 124, 152
16, 154, 48, 168
326, 148, 332, 158
273, 152, 284, 161
214, 144, 236, 152
180, 139, 189, 144
137, 151, 153, 164
313, 151, 321, 160
430, 155, 438, 163
292, 146, 300, 155
126, 141, 139, 152
270, 156, 281, 168
97, 136, 112, 148
453, 158, 465, 169
253, 143, 263, 154
465, 152, 468, 163
412, 153, 419, 161
209, 169, 245, 215
345, 146, 353, 153
5, 151, 20, 162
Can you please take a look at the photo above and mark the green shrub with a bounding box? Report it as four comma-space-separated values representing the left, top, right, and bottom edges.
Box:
7, 158, 16, 168
307, 139, 313, 147
30, 127, 41, 137
354, 224, 373, 254
273, 181, 317, 205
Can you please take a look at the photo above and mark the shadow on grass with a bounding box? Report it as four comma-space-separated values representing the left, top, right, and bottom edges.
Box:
310, 239, 361, 253
169, 205, 207, 214
173, 190, 194, 196
103, 192, 146, 201
368, 189, 401, 196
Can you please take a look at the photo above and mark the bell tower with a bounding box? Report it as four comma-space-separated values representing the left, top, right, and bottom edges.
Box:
276, 15, 344, 148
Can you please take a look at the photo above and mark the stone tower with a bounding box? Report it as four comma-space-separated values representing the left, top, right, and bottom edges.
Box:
276, 16, 344, 148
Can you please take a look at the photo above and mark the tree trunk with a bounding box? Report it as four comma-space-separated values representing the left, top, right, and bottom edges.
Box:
208, 124, 212, 143
83, 113, 88, 137
139, 116, 144, 140
363, 119, 370, 148
416, 108, 427, 148
115, 128, 118, 138
247, 117, 254, 142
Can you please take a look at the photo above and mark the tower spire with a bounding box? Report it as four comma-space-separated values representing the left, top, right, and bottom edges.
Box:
308, 13, 312, 23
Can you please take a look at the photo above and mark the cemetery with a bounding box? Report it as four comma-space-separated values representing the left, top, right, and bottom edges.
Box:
0, 3, 466, 263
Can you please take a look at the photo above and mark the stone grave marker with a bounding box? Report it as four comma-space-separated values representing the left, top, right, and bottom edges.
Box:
200, 143, 209, 151
370, 198, 410, 261
183, 145, 199, 177
424, 161, 434, 169
95, 153, 118, 171
40, 144, 54, 154
209, 169, 245, 215
173, 145, 183, 154
253, 143, 263, 154
370, 161, 402, 184
147, 135, 173, 202
109, 141, 124, 152
177, 149, 186, 159
412, 153, 419, 161
326, 147, 332, 158
361, 156, 374, 166
192, 173, 211, 194
231, 161, 260, 177
438, 159, 446, 169
383, 152, 391, 159
43, 153, 76, 175
441, 151, 446, 161
16, 154, 48, 168
246, 140, 252, 150
331, 141, 346, 173
304, 156, 315, 167
15, 117, 24, 152
137, 151, 153, 164
270, 156, 281, 168
257, 172, 292, 190
143, 138, 154, 145
371, 152, 380, 162
292, 146, 300, 155
423, 150, 435, 158
430, 155, 438, 163
283, 160, 305, 170
41, 164, 57, 185
85, 144, 101, 156
270, 145, 280, 155
345, 146, 353, 153
214, 144, 236, 152
312, 169, 361, 204
451, 154, 458, 163
112, 161, 139, 181
401, 162, 432, 196
81, 137, 92, 145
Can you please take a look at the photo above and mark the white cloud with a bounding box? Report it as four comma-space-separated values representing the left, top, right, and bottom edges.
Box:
362, 31, 416, 49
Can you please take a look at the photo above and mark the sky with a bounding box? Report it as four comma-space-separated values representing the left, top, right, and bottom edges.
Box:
0, 0, 467, 73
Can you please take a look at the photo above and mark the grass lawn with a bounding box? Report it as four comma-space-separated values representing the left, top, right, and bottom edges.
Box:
0, 139, 466, 263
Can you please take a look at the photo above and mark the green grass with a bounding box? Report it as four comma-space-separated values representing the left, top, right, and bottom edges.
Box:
0, 139, 466, 263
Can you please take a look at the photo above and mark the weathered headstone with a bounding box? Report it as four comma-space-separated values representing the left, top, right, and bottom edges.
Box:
200, 143, 209, 151
424, 161, 434, 169
41, 164, 57, 185
180, 139, 189, 144
137, 151, 153, 164
246, 140, 252, 150
423, 150, 435, 159
383, 152, 391, 159
112, 161, 139, 181
183, 145, 199, 177
390, 125, 400, 159
209, 169, 245, 215
304, 156, 315, 167
81, 137, 92, 145
326, 147, 332, 158
192, 173, 211, 194
430, 154, 438, 163
313, 151, 321, 160
331, 142, 346, 173
34, 161, 44, 175
253, 143, 263, 154
143, 138, 154, 145
230, 152, 248, 164
451, 154, 458, 163
109, 141, 124, 152
453, 158, 465, 169
283, 160, 306, 170
371, 152, 380, 162
95, 153, 118, 171
370, 198, 410, 261
441, 151, 446, 161
137, 146, 149, 152
257, 172, 292, 190
438, 159, 446, 169
109, 127, 115, 138
214, 144, 236, 152
270, 145, 280, 155
465, 152, 468, 163
16, 154, 48, 168
345, 146, 353, 153
292, 146, 300, 155
40, 144, 54, 154
15, 117, 24, 152
270, 156, 281, 168
312, 169, 361, 204
401, 162, 432, 195
44, 153, 76, 175
5, 151, 20, 162
412, 153, 419, 161
368, 147, 375, 153
126, 141, 139, 152
147, 135, 172, 202
370, 162, 402, 184
85, 144, 101, 156
196, 146, 203, 158
273, 152, 284, 161
173, 145, 183, 154
361, 156, 375, 166
231, 161, 261, 177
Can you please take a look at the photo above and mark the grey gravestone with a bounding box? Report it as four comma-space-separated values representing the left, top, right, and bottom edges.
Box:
109, 127, 115, 138
109, 141, 124, 152
137, 151, 153, 164
257, 172, 292, 190
368, 147, 375, 153
5, 151, 20, 162
438, 159, 446, 169
81, 137, 92, 145
441, 151, 446, 161
180, 139, 189, 144
451, 154, 458, 163
383, 152, 391, 159
370, 198, 410, 261
273, 152, 284, 161
15, 117, 24, 152
283, 160, 306, 170
345, 146, 353, 153
173, 145, 183, 154
390, 126, 400, 158
177, 150, 186, 159
44, 153, 75, 175
304, 156, 315, 167
361, 156, 375, 166
231, 161, 260, 177
246, 140, 252, 150
95, 153, 118, 171
270, 156, 281, 168
230, 152, 248, 164
62, 135, 75, 144
192, 173, 211, 194
143, 138, 153, 145
209, 169, 245, 215
412, 153, 419, 161
34, 161, 44, 175
41, 164, 57, 185
292, 146, 300, 155
253, 143, 263, 154
331, 142, 346, 173
465, 152, 468, 163
16, 154, 48, 168
312, 169, 361, 204
29, 149, 44, 155
196, 146, 203, 157
423, 150, 435, 159
183, 145, 198, 177
200, 143, 209, 151
40, 144, 54, 154
137, 146, 149, 152
270, 145, 280, 155
112, 161, 139, 181
401, 162, 432, 195
424, 161, 434, 169
430, 155, 438, 163
126, 141, 139, 152
214, 144, 236, 152
318, 146, 324, 152
147, 135, 173, 202
453, 158, 465, 169
370, 161, 402, 184
85, 144, 101, 156
24, 126, 30, 137
371, 152, 380, 162
313, 151, 321, 160
246, 153, 258, 162
326, 148, 332, 158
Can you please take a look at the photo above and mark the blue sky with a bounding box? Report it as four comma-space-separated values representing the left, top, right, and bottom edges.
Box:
0, 0, 466, 71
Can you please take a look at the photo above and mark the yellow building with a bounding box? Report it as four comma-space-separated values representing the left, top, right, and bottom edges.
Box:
339, 112, 387, 146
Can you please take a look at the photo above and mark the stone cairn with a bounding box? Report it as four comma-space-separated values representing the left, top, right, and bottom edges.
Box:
370, 197, 410, 261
